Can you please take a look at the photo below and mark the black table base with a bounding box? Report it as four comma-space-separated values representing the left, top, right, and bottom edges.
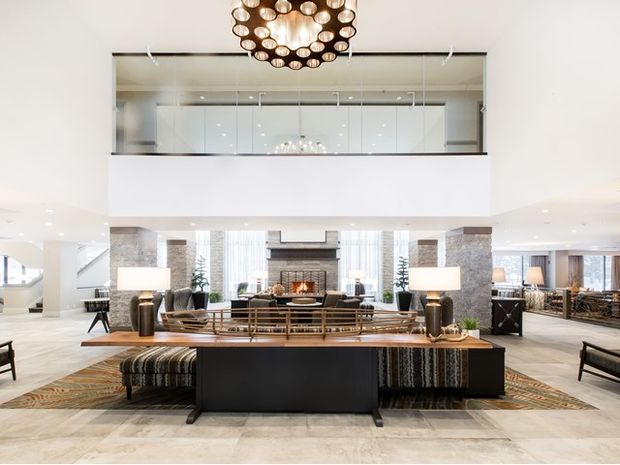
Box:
190, 347, 381, 426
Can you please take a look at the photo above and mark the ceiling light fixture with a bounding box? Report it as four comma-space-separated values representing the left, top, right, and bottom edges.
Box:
274, 135, 326, 154
232, 0, 358, 71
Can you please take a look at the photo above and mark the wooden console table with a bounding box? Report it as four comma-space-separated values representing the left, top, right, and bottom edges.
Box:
83, 332, 494, 426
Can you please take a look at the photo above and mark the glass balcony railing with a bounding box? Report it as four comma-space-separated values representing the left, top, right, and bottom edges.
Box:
114, 53, 486, 156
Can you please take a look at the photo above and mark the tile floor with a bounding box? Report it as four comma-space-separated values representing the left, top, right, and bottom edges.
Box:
0, 310, 619, 463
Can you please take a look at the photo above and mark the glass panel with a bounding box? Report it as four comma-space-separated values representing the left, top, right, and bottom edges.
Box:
604, 256, 612, 291
339, 231, 382, 298
114, 54, 485, 155
493, 255, 523, 285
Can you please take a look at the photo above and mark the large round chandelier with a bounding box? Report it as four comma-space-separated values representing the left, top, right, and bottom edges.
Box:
231, 0, 358, 70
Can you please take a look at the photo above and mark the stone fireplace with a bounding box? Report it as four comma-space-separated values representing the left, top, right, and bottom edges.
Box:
267, 231, 339, 294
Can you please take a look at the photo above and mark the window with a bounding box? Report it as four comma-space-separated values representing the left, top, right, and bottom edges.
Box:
195, 230, 211, 284
0, 256, 41, 285
393, 231, 409, 291
223, 231, 266, 300
339, 231, 382, 298
493, 255, 524, 285
583, 255, 613, 291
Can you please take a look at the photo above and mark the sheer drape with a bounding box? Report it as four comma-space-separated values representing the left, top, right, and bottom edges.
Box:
529, 256, 547, 287
568, 255, 583, 287
223, 231, 266, 300
612, 256, 620, 290
339, 231, 382, 298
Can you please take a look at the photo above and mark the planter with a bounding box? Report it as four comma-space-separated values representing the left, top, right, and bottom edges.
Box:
396, 291, 413, 311
466, 329, 480, 339
192, 291, 209, 310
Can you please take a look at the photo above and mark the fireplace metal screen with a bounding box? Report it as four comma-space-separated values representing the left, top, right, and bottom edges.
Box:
280, 271, 327, 295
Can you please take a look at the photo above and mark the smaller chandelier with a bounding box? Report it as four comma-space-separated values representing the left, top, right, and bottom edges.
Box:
274, 136, 327, 154
231, 0, 358, 71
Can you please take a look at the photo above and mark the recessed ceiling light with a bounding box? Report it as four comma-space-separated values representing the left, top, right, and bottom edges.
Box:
378, 133, 383, 137
58, 232, 65, 237
45, 209, 54, 214
221, 133, 227, 137
396, 96, 402, 101
381, 123, 387, 128
28, 240, 34, 244
249, 95, 254, 100
260, 133, 266, 137
350, 223, 356, 226
257, 123, 262, 128
348, 96, 354, 100
571, 229, 578, 233
341, 124, 346, 128
100, 232, 106, 236
199, 95, 205, 100
541, 209, 549, 214
243, 223, 249, 227
91, 240, 96, 244
103, 222, 109, 226
566, 244, 572, 248
45, 222, 53, 227
190, 223, 196, 227
533, 235, 539, 239
18, 232, 24, 237
338, 133, 344, 137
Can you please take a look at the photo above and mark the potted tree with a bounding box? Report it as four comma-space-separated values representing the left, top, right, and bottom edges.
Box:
394, 256, 413, 311
191, 256, 210, 310
382, 290, 394, 304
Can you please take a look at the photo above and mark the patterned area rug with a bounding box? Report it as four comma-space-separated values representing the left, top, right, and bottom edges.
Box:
1, 349, 594, 411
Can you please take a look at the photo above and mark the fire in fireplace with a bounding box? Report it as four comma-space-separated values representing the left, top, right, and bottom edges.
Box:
292, 281, 316, 295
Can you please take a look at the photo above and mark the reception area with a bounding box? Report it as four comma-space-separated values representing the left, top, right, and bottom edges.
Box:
1, 0, 619, 464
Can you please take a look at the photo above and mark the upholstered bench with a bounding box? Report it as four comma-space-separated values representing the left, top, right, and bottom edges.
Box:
120, 346, 196, 399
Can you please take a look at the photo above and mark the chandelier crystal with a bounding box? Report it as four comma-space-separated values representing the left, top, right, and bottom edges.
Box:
231, 0, 358, 70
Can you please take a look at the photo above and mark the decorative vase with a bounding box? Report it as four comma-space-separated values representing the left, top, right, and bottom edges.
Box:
397, 291, 413, 311
192, 291, 209, 310
466, 329, 480, 339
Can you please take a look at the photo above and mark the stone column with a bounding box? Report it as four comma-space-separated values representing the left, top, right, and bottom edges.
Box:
381, 231, 394, 301
167, 239, 196, 291
410, 240, 438, 267
210, 231, 225, 301
548, 251, 569, 288
109, 227, 158, 330
42, 241, 79, 317
445, 227, 492, 328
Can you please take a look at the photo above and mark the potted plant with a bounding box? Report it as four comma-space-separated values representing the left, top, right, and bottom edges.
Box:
460, 316, 480, 338
382, 290, 394, 304
209, 292, 221, 304
394, 256, 413, 311
191, 256, 210, 310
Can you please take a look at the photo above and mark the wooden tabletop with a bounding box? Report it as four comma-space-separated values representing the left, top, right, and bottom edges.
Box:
82, 331, 493, 349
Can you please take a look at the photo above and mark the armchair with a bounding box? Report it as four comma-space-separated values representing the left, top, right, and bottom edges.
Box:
578, 341, 620, 384
0, 340, 16, 381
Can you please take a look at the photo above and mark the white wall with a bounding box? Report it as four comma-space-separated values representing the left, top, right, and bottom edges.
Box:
2, 280, 43, 314
0, 242, 43, 269
0, 0, 111, 214
487, 0, 620, 214
109, 155, 491, 218
77, 250, 110, 289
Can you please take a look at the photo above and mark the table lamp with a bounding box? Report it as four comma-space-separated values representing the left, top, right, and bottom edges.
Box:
253, 270, 268, 293
409, 266, 461, 340
348, 270, 366, 296
117, 267, 170, 337
525, 266, 544, 289
492, 267, 507, 284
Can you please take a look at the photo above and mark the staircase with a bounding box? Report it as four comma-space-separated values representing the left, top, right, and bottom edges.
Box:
29, 300, 43, 313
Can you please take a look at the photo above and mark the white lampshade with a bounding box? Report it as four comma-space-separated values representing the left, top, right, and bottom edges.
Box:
252, 270, 268, 280
492, 267, 507, 283
409, 267, 461, 291
348, 270, 366, 280
117, 267, 171, 291
525, 266, 545, 286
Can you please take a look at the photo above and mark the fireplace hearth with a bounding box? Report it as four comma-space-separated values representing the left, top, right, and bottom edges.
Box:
281, 271, 326, 295
292, 281, 316, 295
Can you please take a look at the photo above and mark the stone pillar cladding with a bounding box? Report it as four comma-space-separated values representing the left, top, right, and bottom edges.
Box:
167, 239, 196, 291
411, 240, 439, 267
267, 231, 339, 292
381, 231, 394, 300
445, 227, 493, 328
109, 227, 158, 330
209, 231, 225, 299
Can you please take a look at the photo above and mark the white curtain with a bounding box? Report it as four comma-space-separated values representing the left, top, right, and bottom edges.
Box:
224, 231, 267, 300
339, 231, 382, 298
393, 231, 409, 291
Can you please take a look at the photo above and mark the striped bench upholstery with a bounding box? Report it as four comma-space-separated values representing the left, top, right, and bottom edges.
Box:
120, 346, 196, 399
378, 348, 468, 389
